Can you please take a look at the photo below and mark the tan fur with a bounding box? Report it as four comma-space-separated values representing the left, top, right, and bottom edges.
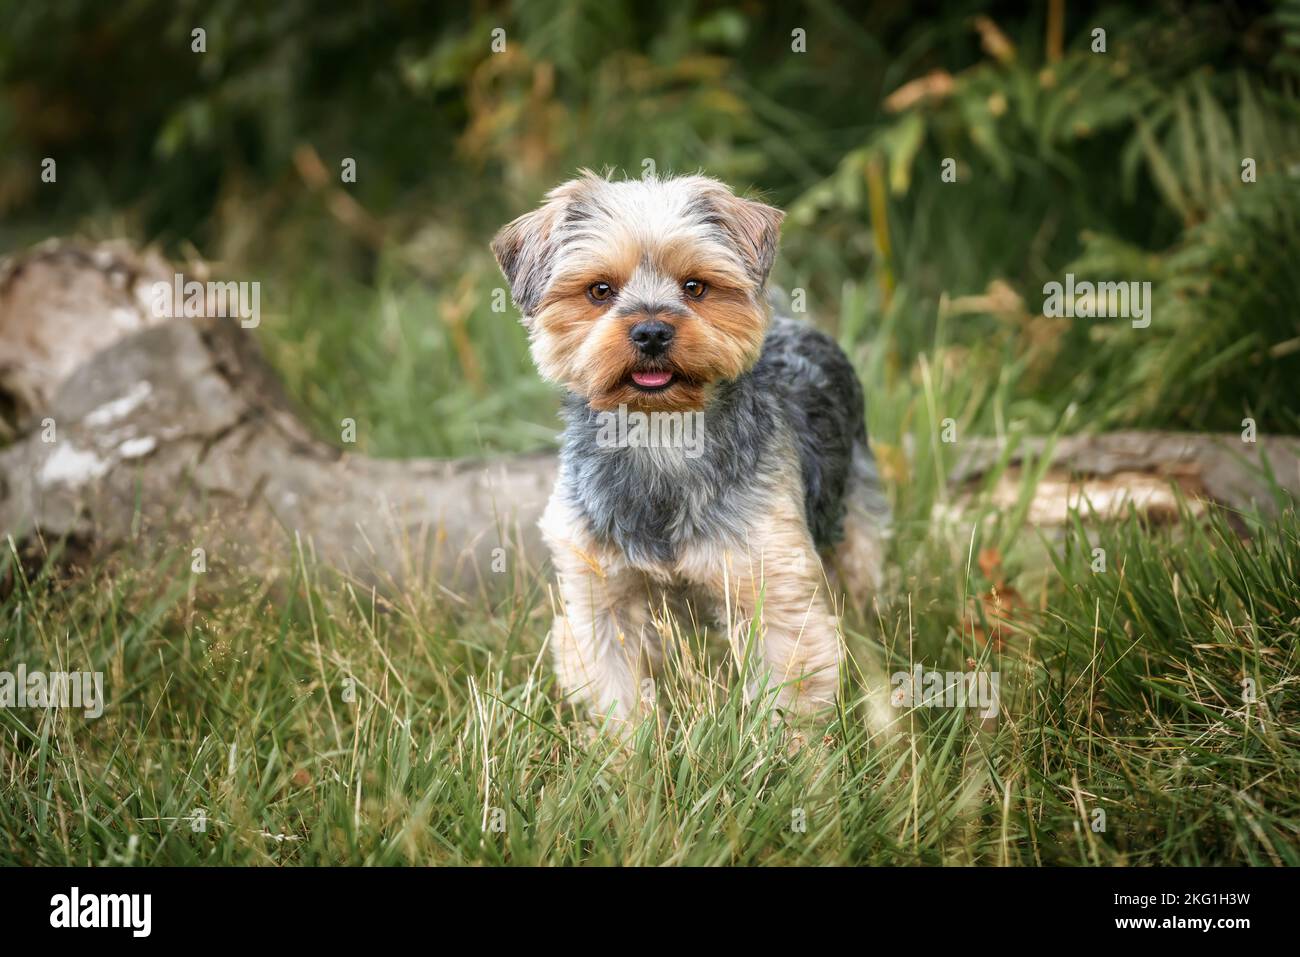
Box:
540, 493, 664, 725
677, 468, 841, 714
828, 497, 889, 615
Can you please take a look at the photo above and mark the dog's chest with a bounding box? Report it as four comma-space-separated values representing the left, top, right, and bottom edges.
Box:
572, 445, 743, 567
559, 384, 780, 567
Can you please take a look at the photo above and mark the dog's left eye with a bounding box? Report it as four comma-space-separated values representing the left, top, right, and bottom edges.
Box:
683, 279, 707, 299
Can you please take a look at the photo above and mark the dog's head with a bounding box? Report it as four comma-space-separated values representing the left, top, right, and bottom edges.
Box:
491, 171, 783, 412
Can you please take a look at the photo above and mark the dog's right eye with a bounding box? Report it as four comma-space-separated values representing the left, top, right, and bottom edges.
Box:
587, 282, 614, 302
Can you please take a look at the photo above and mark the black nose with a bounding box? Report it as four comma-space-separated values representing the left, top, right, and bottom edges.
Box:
629, 319, 675, 356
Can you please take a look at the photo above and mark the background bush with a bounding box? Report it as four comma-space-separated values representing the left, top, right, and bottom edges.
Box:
4, 0, 1298, 454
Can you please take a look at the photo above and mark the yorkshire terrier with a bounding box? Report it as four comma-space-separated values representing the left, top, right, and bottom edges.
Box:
492, 171, 888, 729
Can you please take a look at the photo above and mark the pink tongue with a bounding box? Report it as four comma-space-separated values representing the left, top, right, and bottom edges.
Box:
631, 371, 673, 388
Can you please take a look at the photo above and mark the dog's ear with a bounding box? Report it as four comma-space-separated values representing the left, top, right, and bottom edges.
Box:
696, 182, 785, 287
491, 205, 559, 319
491, 176, 593, 318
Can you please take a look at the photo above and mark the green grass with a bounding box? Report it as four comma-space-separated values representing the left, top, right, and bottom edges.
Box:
2, 270, 1297, 866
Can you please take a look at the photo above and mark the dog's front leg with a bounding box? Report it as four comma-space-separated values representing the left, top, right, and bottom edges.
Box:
541, 494, 659, 728
698, 503, 842, 717
753, 556, 840, 716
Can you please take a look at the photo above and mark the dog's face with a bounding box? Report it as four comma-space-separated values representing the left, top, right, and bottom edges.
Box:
491, 172, 783, 412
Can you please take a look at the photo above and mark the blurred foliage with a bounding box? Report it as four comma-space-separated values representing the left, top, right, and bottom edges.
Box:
1, 0, 1298, 451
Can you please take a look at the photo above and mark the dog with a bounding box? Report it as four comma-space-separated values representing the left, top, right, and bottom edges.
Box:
492, 171, 888, 729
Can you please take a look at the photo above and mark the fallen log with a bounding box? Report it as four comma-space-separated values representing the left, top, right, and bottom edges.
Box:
944, 431, 1300, 529
0, 241, 1295, 593
0, 241, 555, 591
